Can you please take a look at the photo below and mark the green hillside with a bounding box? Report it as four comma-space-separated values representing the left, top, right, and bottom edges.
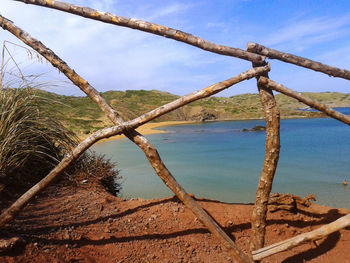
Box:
33, 89, 350, 136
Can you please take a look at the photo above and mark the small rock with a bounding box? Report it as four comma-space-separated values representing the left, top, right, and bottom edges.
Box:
151, 214, 157, 219
227, 220, 233, 226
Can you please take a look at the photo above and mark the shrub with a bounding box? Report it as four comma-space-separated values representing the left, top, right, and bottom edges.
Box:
73, 152, 121, 196
0, 88, 78, 188
0, 88, 121, 196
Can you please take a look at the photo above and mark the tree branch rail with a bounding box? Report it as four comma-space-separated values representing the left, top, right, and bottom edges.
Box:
1, 1, 349, 262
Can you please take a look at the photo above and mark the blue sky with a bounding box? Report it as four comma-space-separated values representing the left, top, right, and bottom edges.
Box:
1, 0, 350, 97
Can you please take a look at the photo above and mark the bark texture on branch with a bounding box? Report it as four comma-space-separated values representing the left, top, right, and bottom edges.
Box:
247, 43, 350, 80
129, 65, 270, 127
258, 77, 350, 126
252, 213, 350, 261
0, 63, 269, 230
15, 0, 264, 64
247, 44, 281, 254
0, 14, 253, 263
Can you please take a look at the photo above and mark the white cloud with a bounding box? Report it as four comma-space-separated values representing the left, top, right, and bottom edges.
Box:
264, 14, 350, 52
146, 3, 192, 21
1, 0, 349, 97
0, 0, 205, 95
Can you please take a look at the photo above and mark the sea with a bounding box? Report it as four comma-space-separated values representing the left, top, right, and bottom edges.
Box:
92, 108, 350, 209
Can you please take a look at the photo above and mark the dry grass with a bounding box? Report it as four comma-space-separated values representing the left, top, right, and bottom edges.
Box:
0, 87, 77, 188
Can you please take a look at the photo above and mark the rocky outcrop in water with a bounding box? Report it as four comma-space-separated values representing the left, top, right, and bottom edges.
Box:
242, 125, 266, 132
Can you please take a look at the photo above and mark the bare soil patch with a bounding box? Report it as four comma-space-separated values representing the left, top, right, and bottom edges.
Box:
1, 175, 349, 263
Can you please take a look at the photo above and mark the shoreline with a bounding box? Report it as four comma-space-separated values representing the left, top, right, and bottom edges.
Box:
80, 114, 343, 143
94, 120, 197, 143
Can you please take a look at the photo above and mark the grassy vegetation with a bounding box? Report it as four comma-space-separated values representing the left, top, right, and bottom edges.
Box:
0, 88, 121, 200
0, 88, 77, 189
32, 89, 350, 136
1, 87, 347, 201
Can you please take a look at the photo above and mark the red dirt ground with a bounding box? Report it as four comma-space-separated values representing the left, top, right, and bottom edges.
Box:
1, 175, 349, 263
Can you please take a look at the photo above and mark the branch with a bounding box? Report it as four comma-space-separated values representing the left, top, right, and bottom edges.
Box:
246, 52, 280, 252
0, 14, 254, 263
0, 62, 270, 227
258, 77, 350, 126
0, 14, 122, 124
129, 64, 270, 127
247, 43, 350, 80
15, 0, 264, 64
252, 213, 350, 260
0, 124, 127, 227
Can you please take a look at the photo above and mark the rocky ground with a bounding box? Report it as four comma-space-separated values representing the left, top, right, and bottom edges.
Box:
0, 174, 349, 263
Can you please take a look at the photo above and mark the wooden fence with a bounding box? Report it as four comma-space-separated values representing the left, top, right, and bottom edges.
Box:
1, 1, 350, 262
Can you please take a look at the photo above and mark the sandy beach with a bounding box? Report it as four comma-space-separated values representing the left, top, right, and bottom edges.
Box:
94, 120, 196, 143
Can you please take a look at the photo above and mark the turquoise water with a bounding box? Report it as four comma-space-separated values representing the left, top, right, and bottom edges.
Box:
92, 116, 350, 209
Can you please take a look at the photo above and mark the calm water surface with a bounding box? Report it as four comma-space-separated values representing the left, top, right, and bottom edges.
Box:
92, 115, 350, 209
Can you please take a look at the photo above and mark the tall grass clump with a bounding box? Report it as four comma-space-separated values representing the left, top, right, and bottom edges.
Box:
0, 87, 77, 189
0, 87, 121, 201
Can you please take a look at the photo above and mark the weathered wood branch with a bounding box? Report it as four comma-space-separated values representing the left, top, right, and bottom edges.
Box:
0, 63, 269, 229
258, 77, 350, 126
0, 14, 122, 124
0, 124, 127, 227
0, 14, 253, 262
247, 43, 350, 80
15, 0, 264, 64
129, 65, 270, 127
252, 213, 350, 261
268, 193, 316, 213
247, 44, 281, 254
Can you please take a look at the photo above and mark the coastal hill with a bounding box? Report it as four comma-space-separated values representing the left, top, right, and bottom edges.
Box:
37, 89, 350, 135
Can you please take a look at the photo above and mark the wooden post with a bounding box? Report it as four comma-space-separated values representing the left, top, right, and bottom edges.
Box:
246, 46, 281, 254
247, 43, 350, 80
0, 14, 254, 263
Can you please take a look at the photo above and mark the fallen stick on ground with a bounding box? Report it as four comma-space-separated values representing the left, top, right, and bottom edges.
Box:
252, 213, 350, 260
